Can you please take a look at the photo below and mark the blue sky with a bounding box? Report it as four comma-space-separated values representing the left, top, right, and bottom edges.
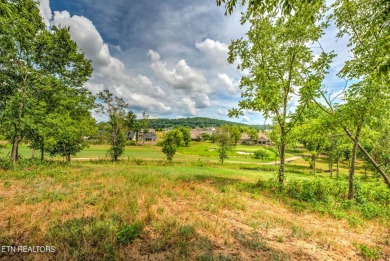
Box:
38, 0, 350, 124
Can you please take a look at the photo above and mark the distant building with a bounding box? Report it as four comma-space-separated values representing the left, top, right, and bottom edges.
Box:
190, 128, 214, 141
127, 129, 158, 141
240, 132, 273, 146
257, 132, 272, 146
240, 133, 252, 144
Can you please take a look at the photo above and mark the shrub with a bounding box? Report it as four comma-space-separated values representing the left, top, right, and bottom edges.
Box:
359, 244, 382, 260
116, 222, 143, 244
252, 148, 272, 161
0, 158, 13, 170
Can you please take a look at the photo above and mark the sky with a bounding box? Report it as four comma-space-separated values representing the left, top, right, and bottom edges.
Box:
37, 0, 350, 124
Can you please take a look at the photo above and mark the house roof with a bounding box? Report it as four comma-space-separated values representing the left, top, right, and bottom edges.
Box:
257, 132, 271, 141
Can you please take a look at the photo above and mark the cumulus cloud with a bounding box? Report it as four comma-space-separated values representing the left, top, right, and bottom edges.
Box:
182, 98, 198, 115
36, 1, 172, 114
196, 39, 229, 66
149, 50, 210, 93
217, 73, 240, 95
192, 93, 211, 108
52, 11, 124, 70
37, 0, 52, 27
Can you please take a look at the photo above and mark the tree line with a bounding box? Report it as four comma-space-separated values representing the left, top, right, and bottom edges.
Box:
147, 117, 270, 130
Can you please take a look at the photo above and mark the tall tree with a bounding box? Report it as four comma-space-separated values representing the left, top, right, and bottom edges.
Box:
331, 0, 390, 80
0, 0, 92, 163
96, 90, 127, 162
317, 0, 390, 190
228, 2, 332, 184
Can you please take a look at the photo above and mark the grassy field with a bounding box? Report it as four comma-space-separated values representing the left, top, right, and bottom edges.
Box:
0, 142, 389, 260
1, 159, 389, 260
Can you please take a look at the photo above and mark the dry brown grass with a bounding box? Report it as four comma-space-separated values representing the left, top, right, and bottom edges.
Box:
0, 162, 389, 260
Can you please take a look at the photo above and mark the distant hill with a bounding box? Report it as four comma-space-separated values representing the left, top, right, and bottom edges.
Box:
147, 117, 270, 130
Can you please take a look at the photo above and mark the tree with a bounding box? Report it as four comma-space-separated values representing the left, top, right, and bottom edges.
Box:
331, 0, 390, 81
216, 0, 323, 17
161, 129, 183, 162
215, 125, 234, 164
125, 111, 137, 134
96, 90, 128, 162
44, 90, 96, 162
329, 0, 390, 193
230, 125, 242, 145
0, 0, 92, 163
294, 103, 333, 174
247, 128, 258, 144
140, 111, 150, 145
178, 127, 191, 147
228, 2, 332, 185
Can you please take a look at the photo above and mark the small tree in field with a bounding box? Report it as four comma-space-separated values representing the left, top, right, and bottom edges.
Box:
97, 90, 128, 161
161, 130, 183, 162
178, 127, 191, 146
215, 125, 234, 164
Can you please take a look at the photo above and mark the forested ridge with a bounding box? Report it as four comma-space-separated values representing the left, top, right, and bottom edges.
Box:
146, 117, 270, 129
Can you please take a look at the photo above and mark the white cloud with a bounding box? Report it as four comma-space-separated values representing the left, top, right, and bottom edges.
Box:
34, 3, 172, 115
37, 0, 52, 27
192, 93, 211, 108
149, 50, 210, 93
148, 50, 160, 61
52, 11, 124, 70
182, 98, 198, 115
216, 108, 228, 116
241, 116, 250, 122
217, 73, 240, 95
196, 39, 229, 66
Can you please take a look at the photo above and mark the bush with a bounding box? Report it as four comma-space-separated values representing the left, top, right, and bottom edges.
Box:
0, 158, 13, 170
116, 222, 143, 244
359, 244, 382, 260
252, 148, 272, 161
250, 177, 390, 220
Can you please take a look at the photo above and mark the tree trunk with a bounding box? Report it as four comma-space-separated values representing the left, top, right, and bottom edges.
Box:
11, 136, 20, 163
348, 126, 361, 200
336, 160, 339, 179
343, 127, 390, 188
40, 145, 45, 161
329, 159, 333, 178
32, 148, 36, 159
66, 154, 71, 162
312, 153, 317, 175
278, 133, 286, 185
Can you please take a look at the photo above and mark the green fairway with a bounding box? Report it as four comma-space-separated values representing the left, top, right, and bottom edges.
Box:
0, 141, 286, 164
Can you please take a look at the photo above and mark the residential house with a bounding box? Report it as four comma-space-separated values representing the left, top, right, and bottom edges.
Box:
127, 129, 158, 141
240, 132, 273, 146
